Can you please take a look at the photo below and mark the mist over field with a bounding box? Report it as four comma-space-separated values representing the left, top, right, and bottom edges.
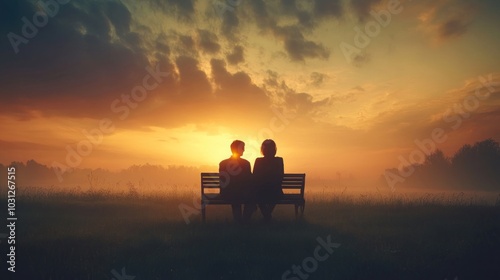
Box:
3, 138, 500, 198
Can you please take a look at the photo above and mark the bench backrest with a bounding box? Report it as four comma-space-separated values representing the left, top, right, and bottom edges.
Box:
282, 173, 306, 196
201, 172, 305, 197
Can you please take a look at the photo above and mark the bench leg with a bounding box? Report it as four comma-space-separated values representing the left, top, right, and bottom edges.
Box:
301, 201, 305, 217
201, 200, 206, 223
294, 204, 298, 220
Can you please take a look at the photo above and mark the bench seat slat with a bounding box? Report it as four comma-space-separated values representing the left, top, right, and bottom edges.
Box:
202, 186, 303, 189
203, 200, 304, 205
201, 179, 220, 182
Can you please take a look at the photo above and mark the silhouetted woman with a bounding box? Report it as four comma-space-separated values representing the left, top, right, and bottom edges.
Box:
253, 139, 284, 222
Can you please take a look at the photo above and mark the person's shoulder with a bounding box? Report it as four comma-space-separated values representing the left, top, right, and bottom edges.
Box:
254, 157, 265, 166
219, 157, 231, 166
275, 157, 283, 163
240, 158, 251, 165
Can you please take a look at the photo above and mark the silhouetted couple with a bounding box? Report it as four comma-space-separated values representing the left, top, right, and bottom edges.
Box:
219, 139, 284, 223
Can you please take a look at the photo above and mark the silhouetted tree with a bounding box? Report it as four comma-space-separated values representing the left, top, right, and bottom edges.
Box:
451, 138, 500, 190
383, 138, 500, 191
419, 149, 451, 188
0, 160, 203, 190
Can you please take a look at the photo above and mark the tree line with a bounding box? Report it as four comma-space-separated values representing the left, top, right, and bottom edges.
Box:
383, 138, 500, 191
0, 160, 204, 190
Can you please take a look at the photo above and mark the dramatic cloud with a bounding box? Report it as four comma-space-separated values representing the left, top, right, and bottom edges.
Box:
313, 0, 343, 19
179, 35, 195, 52
280, 0, 297, 14
105, 0, 132, 37
226, 45, 245, 65
175, 55, 212, 99
149, 0, 196, 21
263, 71, 330, 118
249, 0, 277, 31
211, 58, 270, 108
274, 26, 330, 61
196, 29, 221, 54
0, 0, 336, 128
352, 52, 371, 68
350, 0, 382, 21
220, 9, 240, 40
0, 0, 150, 120
295, 11, 315, 29
309, 72, 327, 87
438, 19, 468, 39
415, 0, 479, 43
243, 1, 334, 61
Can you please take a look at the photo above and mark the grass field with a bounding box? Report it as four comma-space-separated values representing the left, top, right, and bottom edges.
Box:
2, 188, 500, 280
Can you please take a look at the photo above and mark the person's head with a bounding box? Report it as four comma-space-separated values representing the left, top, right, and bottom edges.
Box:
230, 140, 245, 158
261, 139, 277, 157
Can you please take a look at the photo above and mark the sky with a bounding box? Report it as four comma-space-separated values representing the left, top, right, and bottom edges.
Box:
1, 0, 500, 184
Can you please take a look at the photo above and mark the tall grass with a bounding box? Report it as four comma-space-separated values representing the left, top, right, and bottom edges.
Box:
2, 186, 499, 279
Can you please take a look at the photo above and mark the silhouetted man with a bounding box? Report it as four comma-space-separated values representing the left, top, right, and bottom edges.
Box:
219, 140, 256, 223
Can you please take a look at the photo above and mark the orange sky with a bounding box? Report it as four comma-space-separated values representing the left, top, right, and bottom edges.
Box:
1, 0, 500, 184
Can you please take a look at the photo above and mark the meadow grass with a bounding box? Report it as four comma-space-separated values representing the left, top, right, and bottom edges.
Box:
2, 188, 499, 279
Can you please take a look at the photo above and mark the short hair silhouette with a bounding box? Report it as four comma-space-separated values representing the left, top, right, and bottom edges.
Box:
261, 139, 277, 157
231, 140, 245, 153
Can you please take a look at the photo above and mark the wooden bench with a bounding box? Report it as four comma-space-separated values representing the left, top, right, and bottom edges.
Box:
200, 172, 306, 222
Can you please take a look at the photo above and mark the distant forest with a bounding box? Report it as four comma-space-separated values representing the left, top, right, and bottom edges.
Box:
0, 161, 206, 191
383, 138, 500, 191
